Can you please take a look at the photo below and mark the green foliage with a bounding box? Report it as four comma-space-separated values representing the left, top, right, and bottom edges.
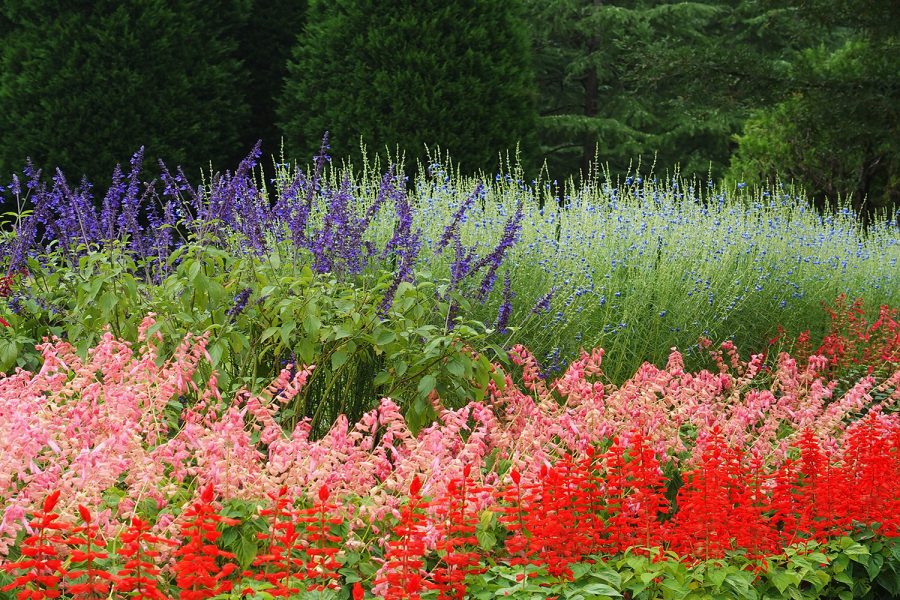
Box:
235, 0, 308, 155
729, 31, 900, 217
524, 0, 811, 182
459, 535, 900, 600
0, 1, 252, 184
277, 0, 538, 174
0, 240, 500, 435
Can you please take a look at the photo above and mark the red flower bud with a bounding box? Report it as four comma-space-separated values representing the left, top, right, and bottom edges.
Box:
43, 490, 61, 513
201, 482, 215, 503
77, 505, 91, 524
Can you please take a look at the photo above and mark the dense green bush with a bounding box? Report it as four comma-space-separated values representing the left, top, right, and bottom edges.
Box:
0, 0, 251, 184
277, 0, 539, 173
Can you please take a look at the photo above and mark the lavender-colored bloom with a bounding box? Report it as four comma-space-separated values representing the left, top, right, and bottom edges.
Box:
7, 294, 22, 315
435, 183, 482, 254
473, 196, 524, 300
380, 230, 422, 316
117, 148, 145, 243
100, 163, 125, 240
449, 238, 478, 288
9, 174, 21, 197
227, 288, 252, 317
381, 177, 414, 260
531, 287, 557, 314
496, 270, 514, 334
306, 132, 330, 210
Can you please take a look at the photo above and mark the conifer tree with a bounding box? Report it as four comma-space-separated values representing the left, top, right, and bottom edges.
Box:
0, 1, 251, 185
277, 0, 538, 174
524, 0, 812, 182
236, 0, 307, 157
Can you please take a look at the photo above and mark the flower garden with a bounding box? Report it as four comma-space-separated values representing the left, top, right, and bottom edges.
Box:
0, 144, 898, 598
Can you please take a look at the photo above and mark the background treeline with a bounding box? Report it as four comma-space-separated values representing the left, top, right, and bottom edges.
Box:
0, 0, 897, 216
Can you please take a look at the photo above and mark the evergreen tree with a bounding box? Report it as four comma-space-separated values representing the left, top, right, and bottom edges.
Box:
277, 0, 538, 174
0, 1, 252, 185
236, 0, 307, 158
524, 0, 812, 182
729, 0, 899, 216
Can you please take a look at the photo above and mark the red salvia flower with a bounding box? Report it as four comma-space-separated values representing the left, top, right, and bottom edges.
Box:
668, 429, 735, 561
496, 468, 535, 569
1, 490, 68, 600
432, 464, 486, 599
840, 412, 899, 532
114, 516, 176, 600
172, 483, 240, 600
603, 433, 670, 557
249, 486, 306, 596
376, 476, 431, 599
65, 505, 113, 599
297, 484, 344, 592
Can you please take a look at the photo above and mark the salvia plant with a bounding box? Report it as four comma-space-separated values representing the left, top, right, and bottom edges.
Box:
1, 142, 897, 386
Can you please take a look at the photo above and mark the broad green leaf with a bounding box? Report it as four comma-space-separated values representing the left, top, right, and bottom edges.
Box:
331, 349, 348, 370
579, 583, 621, 597
375, 330, 396, 345
417, 374, 437, 397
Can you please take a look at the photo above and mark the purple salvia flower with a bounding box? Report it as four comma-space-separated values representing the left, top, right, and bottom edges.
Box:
306, 132, 330, 211
327, 176, 359, 273
435, 182, 482, 254
531, 287, 557, 314
381, 176, 413, 260
116, 148, 145, 250
9, 174, 21, 197
101, 163, 125, 240
227, 287, 253, 317
473, 195, 524, 300
380, 230, 421, 316
449, 238, 478, 288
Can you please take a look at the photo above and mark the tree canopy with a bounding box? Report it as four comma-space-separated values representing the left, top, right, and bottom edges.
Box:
277, 0, 538, 174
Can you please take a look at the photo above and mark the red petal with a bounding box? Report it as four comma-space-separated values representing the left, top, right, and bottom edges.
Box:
352, 582, 365, 600
77, 505, 91, 524
410, 475, 422, 496
43, 490, 61, 513
201, 482, 214, 503
318, 484, 329, 503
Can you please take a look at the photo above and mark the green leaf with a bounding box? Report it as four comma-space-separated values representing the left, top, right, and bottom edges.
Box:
297, 339, 316, 365
446, 356, 466, 377
236, 531, 258, 568
375, 330, 396, 345
590, 569, 622, 588
331, 349, 348, 370
845, 543, 870, 562
417, 374, 437, 397
864, 552, 883, 579
303, 313, 322, 335
475, 528, 496, 551
771, 570, 800, 593
99, 290, 118, 315
579, 583, 621, 597
280, 320, 296, 346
